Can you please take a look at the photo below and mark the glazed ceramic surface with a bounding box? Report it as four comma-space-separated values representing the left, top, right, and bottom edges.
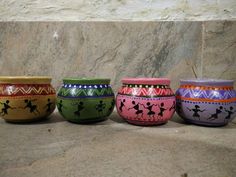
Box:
57, 78, 115, 123
0, 76, 56, 122
176, 79, 236, 126
116, 78, 176, 125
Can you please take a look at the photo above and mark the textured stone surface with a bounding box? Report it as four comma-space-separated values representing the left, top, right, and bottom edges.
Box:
0, 111, 236, 177
0, 21, 236, 90
0, 21, 235, 91
0, 0, 236, 21
202, 21, 236, 81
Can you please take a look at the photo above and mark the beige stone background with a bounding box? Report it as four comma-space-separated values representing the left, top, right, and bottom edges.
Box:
1, 0, 236, 21
1, 1, 236, 177
0, 21, 236, 91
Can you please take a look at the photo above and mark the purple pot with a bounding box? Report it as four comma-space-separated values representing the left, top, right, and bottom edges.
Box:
176, 79, 236, 126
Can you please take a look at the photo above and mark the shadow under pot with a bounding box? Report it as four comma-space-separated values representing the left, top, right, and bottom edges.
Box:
57, 78, 115, 123
0, 76, 56, 123
116, 78, 176, 126
176, 79, 236, 126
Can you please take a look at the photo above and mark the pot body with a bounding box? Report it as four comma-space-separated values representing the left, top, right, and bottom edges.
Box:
176, 79, 236, 126
57, 78, 115, 123
116, 78, 175, 126
0, 76, 56, 122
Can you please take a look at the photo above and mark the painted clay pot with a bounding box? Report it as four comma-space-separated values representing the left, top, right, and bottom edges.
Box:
116, 78, 176, 126
176, 79, 236, 126
57, 78, 115, 123
0, 76, 56, 122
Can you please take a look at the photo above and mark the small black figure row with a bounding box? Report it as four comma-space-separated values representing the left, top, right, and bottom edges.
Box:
57, 99, 115, 117
0, 99, 54, 116
178, 104, 236, 121
118, 99, 175, 118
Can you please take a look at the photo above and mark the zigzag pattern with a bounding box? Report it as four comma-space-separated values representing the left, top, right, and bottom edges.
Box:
118, 87, 174, 97
58, 87, 114, 97
0, 85, 55, 96
177, 88, 236, 100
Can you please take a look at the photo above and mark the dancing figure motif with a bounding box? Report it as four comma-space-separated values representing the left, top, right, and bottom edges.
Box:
24, 99, 40, 115
0, 100, 16, 116
128, 101, 143, 118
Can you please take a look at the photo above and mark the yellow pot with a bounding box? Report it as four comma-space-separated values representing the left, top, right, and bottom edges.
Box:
0, 76, 56, 122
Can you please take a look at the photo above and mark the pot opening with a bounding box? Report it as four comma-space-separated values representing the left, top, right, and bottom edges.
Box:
180, 78, 234, 87
63, 78, 111, 85
0, 76, 52, 84
122, 78, 170, 85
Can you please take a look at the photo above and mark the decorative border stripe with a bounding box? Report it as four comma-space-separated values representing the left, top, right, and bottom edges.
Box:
176, 95, 236, 103
0, 94, 56, 99
122, 84, 170, 89
62, 84, 111, 89
118, 93, 175, 98
57, 94, 114, 99
180, 85, 233, 90
117, 94, 175, 100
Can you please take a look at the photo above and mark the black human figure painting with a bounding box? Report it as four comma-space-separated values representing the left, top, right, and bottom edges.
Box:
45, 98, 53, 113
118, 99, 126, 112
74, 102, 84, 117
176, 102, 182, 114
128, 101, 143, 118
24, 99, 40, 115
109, 99, 115, 112
224, 107, 236, 120
169, 101, 176, 111
96, 100, 106, 114
58, 100, 64, 113
157, 103, 167, 118
207, 106, 223, 120
143, 102, 156, 118
0, 100, 15, 116
187, 105, 205, 119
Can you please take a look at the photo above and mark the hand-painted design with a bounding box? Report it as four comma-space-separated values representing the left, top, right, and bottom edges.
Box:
128, 101, 144, 118
122, 84, 170, 89
157, 103, 167, 118
180, 85, 233, 90
176, 101, 182, 113
24, 99, 40, 115
0, 100, 16, 116
143, 102, 156, 118
118, 86, 174, 97
58, 87, 114, 98
118, 99, 126, 112
224, 107, 236, 120
45, 98, 53, 113
176, 87, 236, 100
169, 101, 176, 111
73, 102, 84, 117
108, 99, 115, 112
187, 105, 205, 119
95, 101, 106, 114
63, 84, 111, 89
207, 106, 223, 121
0, 84, 56, 96
57, 100, 65, 113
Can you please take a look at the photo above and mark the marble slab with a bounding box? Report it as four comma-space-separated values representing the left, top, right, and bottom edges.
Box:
0, 21, 235, 91
202, 21, 236, 82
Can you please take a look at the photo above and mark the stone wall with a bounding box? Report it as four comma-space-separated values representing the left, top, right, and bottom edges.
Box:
0, 21, 235, 91
0, 0, 236, 21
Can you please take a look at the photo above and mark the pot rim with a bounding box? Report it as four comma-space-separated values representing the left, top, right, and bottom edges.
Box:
122, 78, 170, 85
0, 76, 52, 84
63, 78, 111, 85
180, 78, 234, 86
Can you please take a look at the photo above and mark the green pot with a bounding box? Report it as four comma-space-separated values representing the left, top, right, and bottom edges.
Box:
57, 78, 115, 123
